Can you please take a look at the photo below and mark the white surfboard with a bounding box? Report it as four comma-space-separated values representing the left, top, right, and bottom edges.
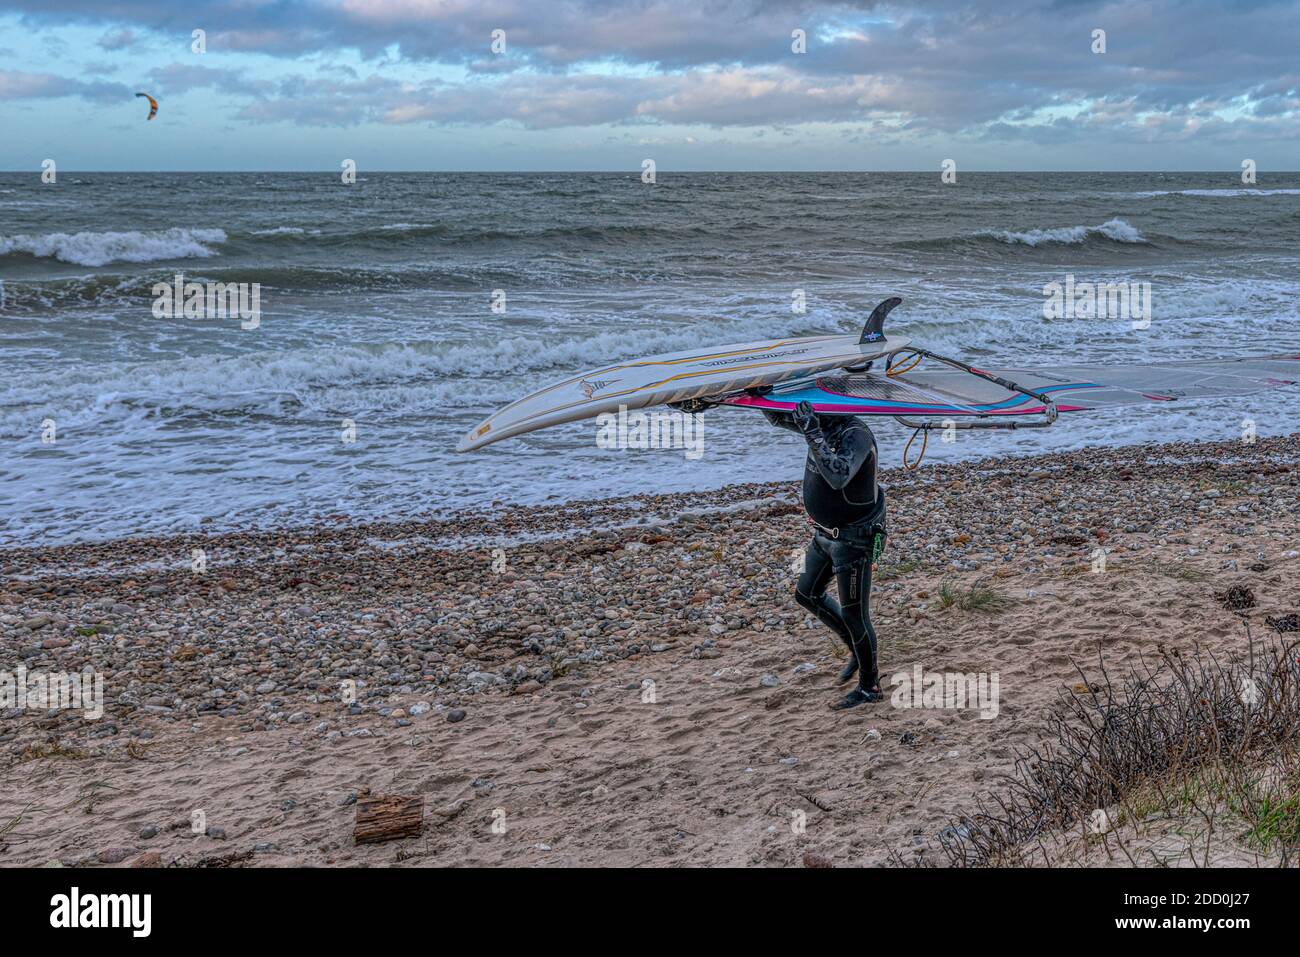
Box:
456, 299, 910, 451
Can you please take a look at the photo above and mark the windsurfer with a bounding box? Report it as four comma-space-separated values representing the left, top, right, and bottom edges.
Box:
766, 400, 887, 710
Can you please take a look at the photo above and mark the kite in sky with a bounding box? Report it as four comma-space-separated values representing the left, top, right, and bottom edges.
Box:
135, 92, 158, 121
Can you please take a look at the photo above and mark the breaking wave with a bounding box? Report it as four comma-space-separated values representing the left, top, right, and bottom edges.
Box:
0, 228, 228, 266
977, 218, 1148, 246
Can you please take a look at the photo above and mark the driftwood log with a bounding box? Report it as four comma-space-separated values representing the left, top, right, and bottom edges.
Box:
354, 794, 424, 845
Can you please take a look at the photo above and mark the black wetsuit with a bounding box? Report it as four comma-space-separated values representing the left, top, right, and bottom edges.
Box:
765, 404, 886, 708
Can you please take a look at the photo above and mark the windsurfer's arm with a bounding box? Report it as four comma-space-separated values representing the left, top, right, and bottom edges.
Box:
792, 402, 873, 490
805, 425, 874, 490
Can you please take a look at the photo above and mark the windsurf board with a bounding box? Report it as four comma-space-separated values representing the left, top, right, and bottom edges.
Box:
456, 331, 909, 451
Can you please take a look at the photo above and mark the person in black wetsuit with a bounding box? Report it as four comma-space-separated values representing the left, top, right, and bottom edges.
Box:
765, 400, 887, 710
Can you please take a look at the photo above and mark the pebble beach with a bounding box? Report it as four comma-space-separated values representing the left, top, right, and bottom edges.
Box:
2, 434, 1297, 867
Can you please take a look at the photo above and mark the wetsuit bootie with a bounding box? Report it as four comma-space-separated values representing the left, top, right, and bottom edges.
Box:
831, 684, 884, 710
838, 656, 859, 684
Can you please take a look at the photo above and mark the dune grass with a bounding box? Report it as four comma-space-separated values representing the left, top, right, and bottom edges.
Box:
937, 578, 1016, 613
910, 630, 1300, 867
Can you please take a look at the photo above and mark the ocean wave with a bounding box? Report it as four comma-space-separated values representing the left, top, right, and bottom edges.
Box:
0, 261, 555, 304
0, 318, 819, 437
0, 274, 158, 309
0, 228, 228, 266
235, 220, 674, 247
0, 345, 460, 437
234, 221, 452, 246
1130, 188, 1300, 198
978, 218, 1147, 246
249, 226, 322, 236
422, 316, 843, 383
248, 221, 451, 238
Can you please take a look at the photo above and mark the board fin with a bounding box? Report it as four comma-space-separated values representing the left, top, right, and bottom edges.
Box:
860, 297, 902, 344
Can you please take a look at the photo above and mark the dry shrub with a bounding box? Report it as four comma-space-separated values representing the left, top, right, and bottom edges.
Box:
926, 629, 1300, 867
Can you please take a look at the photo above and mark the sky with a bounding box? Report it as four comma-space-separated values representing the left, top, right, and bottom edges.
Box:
0, 0, 1297, 171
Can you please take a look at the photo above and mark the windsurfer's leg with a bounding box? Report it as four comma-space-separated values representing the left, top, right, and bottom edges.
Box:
829, 544, 883, 710
795, 534, 859, 682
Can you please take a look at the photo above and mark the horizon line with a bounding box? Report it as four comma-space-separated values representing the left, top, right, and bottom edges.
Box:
3, 168, 1297, 175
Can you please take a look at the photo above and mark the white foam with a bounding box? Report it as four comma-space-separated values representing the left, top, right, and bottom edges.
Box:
979, 218, 1147, 246
0, 228, 228, 266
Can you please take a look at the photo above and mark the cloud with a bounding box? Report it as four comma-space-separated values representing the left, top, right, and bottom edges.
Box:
0, 68, 129, 102
0, 0, 1296, 145
215, 67, 908, 130
633, 68, 903, 127
96, 26, 136, 50
147, 62, 273, 97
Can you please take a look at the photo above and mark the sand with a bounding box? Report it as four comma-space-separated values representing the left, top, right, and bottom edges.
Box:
2, 435, 1297, 867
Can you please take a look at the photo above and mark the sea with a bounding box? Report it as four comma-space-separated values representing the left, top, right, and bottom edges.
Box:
2, 171, 1298, 547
